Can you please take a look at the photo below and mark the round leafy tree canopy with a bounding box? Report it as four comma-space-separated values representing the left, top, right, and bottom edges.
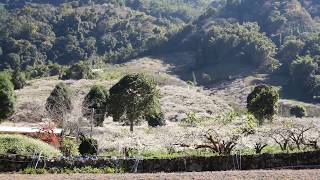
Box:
109, 73, 160, 131
247, 84, 279, 124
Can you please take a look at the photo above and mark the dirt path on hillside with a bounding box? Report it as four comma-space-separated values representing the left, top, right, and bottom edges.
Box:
1, 169, 320, 180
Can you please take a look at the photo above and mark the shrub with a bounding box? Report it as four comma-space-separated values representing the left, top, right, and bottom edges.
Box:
26, 65, 50, 79
0, 134, 61, 157
11, 70, 26, 90
45, 82, 72, 123
82, 85, 109, 127
239, 114, 257, 136
290, 56, 317, 91
60, 137, 79, 157
147, 112, 166, 127
103, 167, 116, 174
109, 73, 160, 132
45, 166, 119, 174
247, 84, 279, 124
78, 135, 98, 156
290, 105, 307, 118
76, 166, 102, 174
61, 63, 95, 80
0, 72, 16, 120
181, 112, 201, 127
48, 63, 65, 77
22, 168, 46, 174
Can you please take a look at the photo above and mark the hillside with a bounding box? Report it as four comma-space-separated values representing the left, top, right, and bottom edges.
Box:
1, 53, 318, 154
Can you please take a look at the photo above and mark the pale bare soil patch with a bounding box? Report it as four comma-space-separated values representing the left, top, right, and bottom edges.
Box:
2, 169, 320, 180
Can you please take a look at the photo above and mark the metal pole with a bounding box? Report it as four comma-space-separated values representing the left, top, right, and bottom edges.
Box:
91, 108, 94, 139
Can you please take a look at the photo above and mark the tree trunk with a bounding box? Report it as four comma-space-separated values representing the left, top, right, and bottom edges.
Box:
130, 119, 134, 132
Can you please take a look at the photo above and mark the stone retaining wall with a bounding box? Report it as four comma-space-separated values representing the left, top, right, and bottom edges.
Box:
1, 150, 320, 173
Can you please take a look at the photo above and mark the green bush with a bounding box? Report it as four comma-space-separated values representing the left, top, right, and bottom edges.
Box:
74, 166, 102, 174
147, 112, 166, 127
46, 82, 72, 122
181, 112, 201, 127
26, 65, 50, 79
60, 138, 79, 157
48, 63, 65, 77
290, 55, 318, 96
11, 70, 27, 90
0, 134, 61, 158
247, 85, 279, 124
0, 72, 16, 120
238, 114, 257, 136
29, 166, 119, 174
78, 135, 98, 157
290, 105, 307, 118
103, 167, 116, 174
61, 63, 95, 80
82, 85, 109, 127
22, 168, 46, 174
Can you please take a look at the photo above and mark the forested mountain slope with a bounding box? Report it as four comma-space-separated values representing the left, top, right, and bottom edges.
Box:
218, 0, 318, 38
0, 3, 179, 70
0, 0, 213, 22
0, 0, 214, 72
169, 0, 319, 51
1, 0, 320, 104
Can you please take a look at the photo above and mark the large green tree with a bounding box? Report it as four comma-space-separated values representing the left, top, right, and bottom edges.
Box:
278, 37, 305, 72
290, 55, 318, 96
109, 73, 160, 132
0, 73, 16, 120
82, 85, 109, 127
247, 84, 279, 124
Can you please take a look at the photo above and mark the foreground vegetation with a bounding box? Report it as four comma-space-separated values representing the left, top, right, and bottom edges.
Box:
0, 134, 61, 158
22, 166, 124, 174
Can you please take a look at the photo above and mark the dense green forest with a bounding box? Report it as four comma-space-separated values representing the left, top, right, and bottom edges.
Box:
0, 0, 213, 75
1, 0, 320, 102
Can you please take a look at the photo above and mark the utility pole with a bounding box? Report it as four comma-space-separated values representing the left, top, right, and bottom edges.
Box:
90, 108, 95, 139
